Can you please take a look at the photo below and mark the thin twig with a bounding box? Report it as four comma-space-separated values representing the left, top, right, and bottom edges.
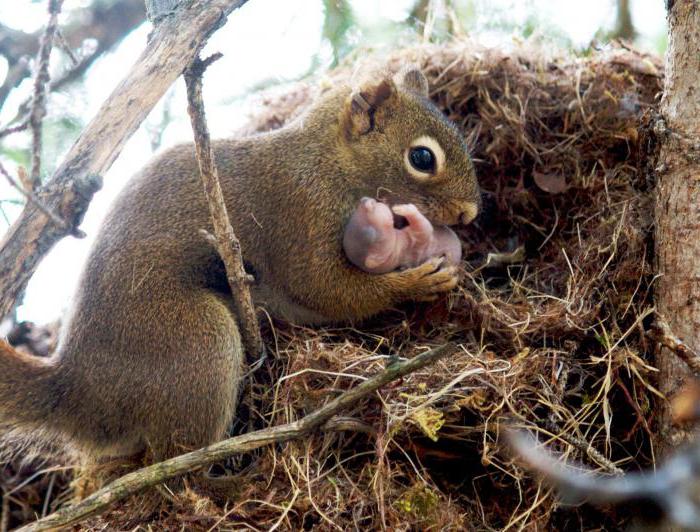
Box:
0, 116, 30, 139
1, 491, 9, 532
54, 28, 79, 66
6, 49, 105, 130
184, 53, 263, 357
29, 0, 64, 188
545, 418, 623, 475
17, 344, 455, 531
648, 318, 700, 374
0, 162, 80, 237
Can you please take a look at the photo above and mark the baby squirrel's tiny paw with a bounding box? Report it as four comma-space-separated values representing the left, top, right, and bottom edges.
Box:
388, 256, 459, 301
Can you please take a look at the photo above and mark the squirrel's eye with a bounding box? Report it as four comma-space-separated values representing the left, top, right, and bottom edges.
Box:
409, 146, 435, 173
404, 136, 444, 180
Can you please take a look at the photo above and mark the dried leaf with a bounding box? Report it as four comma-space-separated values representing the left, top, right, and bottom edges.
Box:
533, 171, 569, 194
484, 245, 526, 268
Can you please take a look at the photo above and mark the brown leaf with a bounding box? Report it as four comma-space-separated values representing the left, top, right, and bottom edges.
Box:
533, 171, 569, 194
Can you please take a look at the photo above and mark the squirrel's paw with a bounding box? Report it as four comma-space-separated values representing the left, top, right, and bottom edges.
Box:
387, 256, 459, 301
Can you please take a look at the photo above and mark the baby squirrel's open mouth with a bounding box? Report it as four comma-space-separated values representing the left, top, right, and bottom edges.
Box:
391, 207, 443, 230
392, 212, 409, 229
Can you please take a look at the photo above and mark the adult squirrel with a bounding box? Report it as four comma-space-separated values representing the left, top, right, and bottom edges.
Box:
0, 66, 480, 462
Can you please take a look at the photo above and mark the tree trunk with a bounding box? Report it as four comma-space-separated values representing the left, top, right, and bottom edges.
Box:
612, 0, 635, 41
654, 0, 700, 450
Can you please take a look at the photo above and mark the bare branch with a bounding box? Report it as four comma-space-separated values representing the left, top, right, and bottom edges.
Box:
184, 54, 264, 357
649, 318, 700, 374
0, 116, 30, 139
0, 0, 146, 111
17, 344, 456, 531
0, 0, 250, 321
29, 0, 65, 187
0, 162, 78, 237
54, 29, 79, 67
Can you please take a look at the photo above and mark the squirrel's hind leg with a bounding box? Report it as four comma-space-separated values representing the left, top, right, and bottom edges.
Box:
139, 292, 244, 463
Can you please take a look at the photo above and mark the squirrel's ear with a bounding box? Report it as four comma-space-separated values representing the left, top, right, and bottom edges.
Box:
344, 79, 395, 137
394, 66, 429, 97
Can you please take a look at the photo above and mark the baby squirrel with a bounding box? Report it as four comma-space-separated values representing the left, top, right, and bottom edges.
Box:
343, 197, 462, 273
0, 66, 480, 462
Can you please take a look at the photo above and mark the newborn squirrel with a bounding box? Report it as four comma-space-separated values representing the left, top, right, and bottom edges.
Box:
0, 66, 480, 462
343, 197, 461, 274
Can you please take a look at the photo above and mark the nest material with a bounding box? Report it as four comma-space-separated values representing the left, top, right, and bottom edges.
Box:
3, 41, 664, 530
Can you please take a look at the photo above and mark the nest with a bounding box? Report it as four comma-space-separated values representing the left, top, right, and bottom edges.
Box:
3, 41, 665, 530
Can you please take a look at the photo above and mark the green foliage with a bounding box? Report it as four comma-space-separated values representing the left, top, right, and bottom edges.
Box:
0, 146, 30, 168
322, 0, 355, 66
40, 115, 82, 180
397, 484, 440, 518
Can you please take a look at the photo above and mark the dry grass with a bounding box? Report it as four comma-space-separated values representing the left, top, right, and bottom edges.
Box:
2, 40, 664, 530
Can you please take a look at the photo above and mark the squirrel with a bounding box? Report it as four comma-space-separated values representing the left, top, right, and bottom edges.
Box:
0, 66, 480, 462
343, 197, 462, 274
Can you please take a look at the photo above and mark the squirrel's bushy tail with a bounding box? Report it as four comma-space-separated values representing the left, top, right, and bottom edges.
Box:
0, 340, 60, 445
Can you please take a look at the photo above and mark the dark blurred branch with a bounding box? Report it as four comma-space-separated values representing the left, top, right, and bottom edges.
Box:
611, 0, 636, 41
321, 0, 354, 66
509, 430, 700, 530
410, 0, 431, 29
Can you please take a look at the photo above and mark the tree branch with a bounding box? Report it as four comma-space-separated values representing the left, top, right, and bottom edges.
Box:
184, 54, 264, 357
0, 0, 249, 321
508, 430, 700, 529
29, 0, 64, 187
17, 343, 456, 532
0, 162, 76, 237
0, 0, 146, 111
648, 317, 700, 374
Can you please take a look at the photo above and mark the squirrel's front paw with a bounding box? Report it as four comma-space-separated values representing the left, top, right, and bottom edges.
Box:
387, 256, 459, 302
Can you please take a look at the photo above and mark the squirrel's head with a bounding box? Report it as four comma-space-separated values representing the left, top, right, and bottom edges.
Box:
339, 66, 480, 227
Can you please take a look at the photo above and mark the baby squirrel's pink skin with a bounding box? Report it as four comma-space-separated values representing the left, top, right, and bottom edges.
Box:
343, 197, 462, 274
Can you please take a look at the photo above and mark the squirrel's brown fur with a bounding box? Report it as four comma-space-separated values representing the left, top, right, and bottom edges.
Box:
0, 67, 479, 462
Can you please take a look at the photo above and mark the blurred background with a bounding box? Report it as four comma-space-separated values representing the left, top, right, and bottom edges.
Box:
0, 0, 666, 323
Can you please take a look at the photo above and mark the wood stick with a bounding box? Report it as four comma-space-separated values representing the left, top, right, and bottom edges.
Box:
184, 54, 263, 357
648, 318, 700, 374
29, 0, 64, 187
17, 343, 455, 531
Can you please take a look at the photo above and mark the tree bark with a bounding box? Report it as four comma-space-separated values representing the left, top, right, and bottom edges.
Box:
654, 0, 700, 450
0, 0, 248, 320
